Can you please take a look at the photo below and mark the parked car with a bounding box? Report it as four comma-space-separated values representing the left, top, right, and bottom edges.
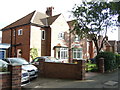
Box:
0, 59, 30, 86
31, 56, 64, 64
2, 58, 38, 79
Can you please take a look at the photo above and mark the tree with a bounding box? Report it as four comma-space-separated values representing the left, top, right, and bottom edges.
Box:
71, 1, 119, 55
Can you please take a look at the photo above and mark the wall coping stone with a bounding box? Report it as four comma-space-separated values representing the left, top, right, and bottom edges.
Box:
0, 72, 10, 74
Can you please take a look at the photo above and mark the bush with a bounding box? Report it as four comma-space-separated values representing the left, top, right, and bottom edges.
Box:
96, 51, 117, 71
115, 54, 120, 67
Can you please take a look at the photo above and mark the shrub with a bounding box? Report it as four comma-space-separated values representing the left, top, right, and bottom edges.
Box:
30, 48, 38, 59
115, 54, 120, 67
96, 51, 116, 71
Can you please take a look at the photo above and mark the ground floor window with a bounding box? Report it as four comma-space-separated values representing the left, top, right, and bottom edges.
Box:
73, 48, 82, 59
0, 50, 6, 59
57, 48, 68, 59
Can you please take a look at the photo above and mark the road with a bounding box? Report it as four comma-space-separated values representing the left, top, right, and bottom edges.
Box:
22, 68, 119, 89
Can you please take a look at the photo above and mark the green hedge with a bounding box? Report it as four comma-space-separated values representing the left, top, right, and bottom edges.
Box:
115, 54, 120, 67
96, 52, 117, 71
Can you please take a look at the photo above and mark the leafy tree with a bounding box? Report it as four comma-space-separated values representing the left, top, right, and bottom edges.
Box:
71, 1, 119, 55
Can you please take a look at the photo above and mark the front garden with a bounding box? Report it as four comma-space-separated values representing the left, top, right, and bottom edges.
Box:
85, 51, 120, 72
96, 51, 120, 72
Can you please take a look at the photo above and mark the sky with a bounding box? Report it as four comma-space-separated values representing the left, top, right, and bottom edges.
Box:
0, 0, 119, 40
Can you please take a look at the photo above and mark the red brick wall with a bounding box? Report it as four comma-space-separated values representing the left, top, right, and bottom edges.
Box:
41, 27, 51, 56
36, 60, 85, 80
2, 25, 31, 61
0, 73, 11, 89
0, 65, 21, 89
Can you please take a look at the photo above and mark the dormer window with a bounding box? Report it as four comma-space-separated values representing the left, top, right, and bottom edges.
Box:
18, 29, 23, 35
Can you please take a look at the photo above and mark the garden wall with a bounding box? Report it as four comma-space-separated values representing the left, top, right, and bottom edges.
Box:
35, 60, 86, 80
0, 72, 11, 89
0, 64, 21, 90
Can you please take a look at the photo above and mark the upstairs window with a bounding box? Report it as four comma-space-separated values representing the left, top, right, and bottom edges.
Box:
58, 32, 64, 40
18, 29, 23, 35
75, 35, 80, 42
13, 30, 15, 36
41, 30, 45, 40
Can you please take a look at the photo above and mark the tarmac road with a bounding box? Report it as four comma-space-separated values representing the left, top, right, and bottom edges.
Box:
22, 68, 119, 89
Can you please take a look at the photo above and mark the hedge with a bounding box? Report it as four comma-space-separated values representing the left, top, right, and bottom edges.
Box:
115, 54, 120, 67
96, 52, 118, 72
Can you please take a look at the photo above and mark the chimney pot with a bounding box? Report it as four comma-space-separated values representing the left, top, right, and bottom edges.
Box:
46, 6, 54, 16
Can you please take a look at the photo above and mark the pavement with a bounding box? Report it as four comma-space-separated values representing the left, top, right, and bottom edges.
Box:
22, 68, 119, 89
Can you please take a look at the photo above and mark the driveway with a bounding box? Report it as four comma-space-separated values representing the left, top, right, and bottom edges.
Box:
22, 69, 119, 89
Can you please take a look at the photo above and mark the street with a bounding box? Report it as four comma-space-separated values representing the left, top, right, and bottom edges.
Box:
22, 68, 119, 89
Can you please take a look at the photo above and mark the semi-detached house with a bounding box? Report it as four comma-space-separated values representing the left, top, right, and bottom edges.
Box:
1, 7, 92, 62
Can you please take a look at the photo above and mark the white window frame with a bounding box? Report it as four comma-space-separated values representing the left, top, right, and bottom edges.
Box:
73, 48, 82, 59
58, 48, 68, 59
75, 35, 80, 42
41, 30, 45, 40
58, 32, 64, 40
18, 29, 23, 35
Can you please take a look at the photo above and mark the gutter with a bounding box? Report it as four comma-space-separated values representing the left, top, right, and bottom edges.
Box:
0, 23, 31, 31
0, 22, 49, 31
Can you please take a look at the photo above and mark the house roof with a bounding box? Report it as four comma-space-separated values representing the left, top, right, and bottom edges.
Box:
47, 14, 61, 25
105, 41, 111, 47
67, 20, 76, 30
31, 11, 49, 26
108, 40, 117, 46
1, 11, 36, 30
67, 20, 75, 27
1, 11, 61, 31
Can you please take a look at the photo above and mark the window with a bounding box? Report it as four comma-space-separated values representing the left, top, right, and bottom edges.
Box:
58, 48, 68, 59
18, 29, 23, 35
13, 30, 15, 36
41, 30, 45, 40
0, 50, 6, 59
73, 48, 82, 59
58, 32, 64, 39
75, 35, 80, 42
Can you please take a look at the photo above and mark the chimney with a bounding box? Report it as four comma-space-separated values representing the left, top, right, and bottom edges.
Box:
46, 7, 54, 16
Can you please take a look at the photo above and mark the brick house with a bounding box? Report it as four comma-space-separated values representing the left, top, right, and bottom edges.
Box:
108, 40, 118, 53
117, 41, 120, 54
1, 7, 92, 62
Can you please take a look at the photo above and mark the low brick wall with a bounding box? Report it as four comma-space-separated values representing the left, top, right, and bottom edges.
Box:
36, 60, 86, 80
0, 72, 11, 89
0, 64, 21, 90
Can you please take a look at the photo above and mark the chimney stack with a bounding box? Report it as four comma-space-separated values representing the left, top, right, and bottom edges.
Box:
46, 7, 54, 16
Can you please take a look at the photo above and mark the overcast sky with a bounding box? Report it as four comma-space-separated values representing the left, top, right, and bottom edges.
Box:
0, 0, 119, 40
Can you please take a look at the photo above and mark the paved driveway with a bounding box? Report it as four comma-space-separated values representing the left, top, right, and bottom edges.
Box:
22, 69, 119, 89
